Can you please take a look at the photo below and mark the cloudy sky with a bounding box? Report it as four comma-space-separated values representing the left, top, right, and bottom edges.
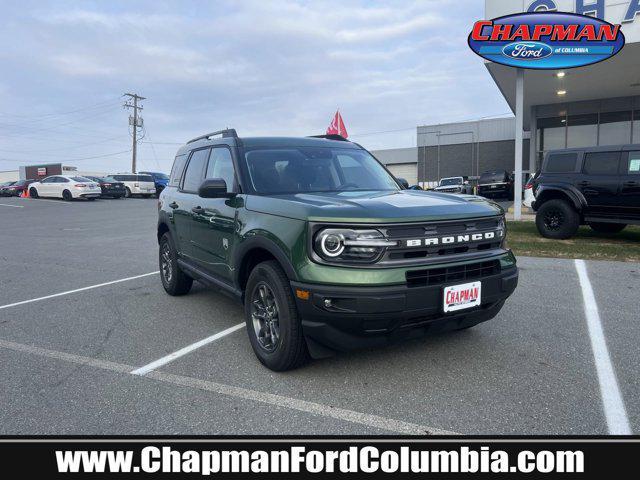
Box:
0, 0, 512, 174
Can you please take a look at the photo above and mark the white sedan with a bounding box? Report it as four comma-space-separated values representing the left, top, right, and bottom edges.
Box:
29, 175, 101, 201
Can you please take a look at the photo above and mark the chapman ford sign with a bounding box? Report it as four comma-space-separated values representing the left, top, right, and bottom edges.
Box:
469, 12, 625, 69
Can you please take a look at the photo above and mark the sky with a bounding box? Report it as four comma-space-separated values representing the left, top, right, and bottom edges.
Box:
0, 0, 513, 174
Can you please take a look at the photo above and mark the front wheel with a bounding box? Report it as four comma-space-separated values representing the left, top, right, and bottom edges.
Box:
29, 187, 38, 198
125, 187, 132, 198
535, 199, 580, 240
589, 223, 627, 235
244, 260, 309, 371
159, 233, 193, 296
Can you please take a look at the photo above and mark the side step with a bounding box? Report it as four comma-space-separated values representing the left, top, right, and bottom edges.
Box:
177, 259, 243, 300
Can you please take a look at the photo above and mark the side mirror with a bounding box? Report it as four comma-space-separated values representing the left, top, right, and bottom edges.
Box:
396, 177, 410, 189
198, 178, 235, 198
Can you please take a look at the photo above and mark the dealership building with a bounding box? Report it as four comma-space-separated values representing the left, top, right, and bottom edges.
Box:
375, 0, 640, 192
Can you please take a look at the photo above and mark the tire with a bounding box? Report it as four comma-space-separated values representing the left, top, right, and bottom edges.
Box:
535, 199, 580, 240
159, 233, 193, 296
62, 190, 73, 201
244, 260, 309, 371
29, 187, 38, 198
125, 187, 131, 198
589, 223, 627, 235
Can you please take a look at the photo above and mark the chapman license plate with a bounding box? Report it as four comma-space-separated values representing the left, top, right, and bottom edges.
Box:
444, 281, 481, 313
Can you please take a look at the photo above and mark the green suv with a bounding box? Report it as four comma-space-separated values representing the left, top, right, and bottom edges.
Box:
158, 130, 518, 371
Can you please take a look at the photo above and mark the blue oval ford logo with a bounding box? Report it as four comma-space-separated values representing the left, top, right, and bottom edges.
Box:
468, 12, 625, 70
502, 41, 553, 61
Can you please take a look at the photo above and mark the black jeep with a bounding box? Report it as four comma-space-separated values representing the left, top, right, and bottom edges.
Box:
532, 145, 640, 239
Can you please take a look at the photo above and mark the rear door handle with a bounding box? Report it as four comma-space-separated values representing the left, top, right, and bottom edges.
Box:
191, 206, 206, 215
169, 202, 179, 209
623, 181, 638, 187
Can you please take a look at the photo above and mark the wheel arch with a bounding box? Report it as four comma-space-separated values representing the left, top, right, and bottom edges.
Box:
234, 237, 298, 294
535, 185, 585, 212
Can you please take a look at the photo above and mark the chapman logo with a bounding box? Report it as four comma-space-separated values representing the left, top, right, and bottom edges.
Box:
468, 12, 625, 69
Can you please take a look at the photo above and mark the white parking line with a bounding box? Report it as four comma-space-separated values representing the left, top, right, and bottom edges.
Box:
575, 259, 632, 435
0, 272, 159, 311
0, 337, 455, 435
131, 323, 245, 376
0, 203, 24, 208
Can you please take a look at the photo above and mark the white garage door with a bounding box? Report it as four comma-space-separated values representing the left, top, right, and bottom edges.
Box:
385, 163, 417, 186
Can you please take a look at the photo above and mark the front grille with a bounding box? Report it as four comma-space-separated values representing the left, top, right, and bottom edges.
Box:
406, 260, 501, 288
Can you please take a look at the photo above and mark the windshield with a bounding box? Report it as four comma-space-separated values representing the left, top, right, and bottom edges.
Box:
154, 173, 169, 180
72, 176, 93, 182
245, 147, 400, 194
480, 171, 508, 184
440, 178, 462, 186
100, 177, 118, 182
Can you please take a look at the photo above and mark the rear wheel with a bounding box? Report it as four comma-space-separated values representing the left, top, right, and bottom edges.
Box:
159, 233, 193, 296
589, 223, 627, 235
535, 199, 580, 240
62, 190, 73, 201
244, 260, 309, 371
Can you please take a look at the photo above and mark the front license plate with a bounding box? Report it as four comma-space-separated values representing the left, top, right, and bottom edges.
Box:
444, 282, 481, 313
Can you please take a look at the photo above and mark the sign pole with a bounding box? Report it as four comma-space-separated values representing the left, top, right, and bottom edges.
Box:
514, 68, 524, 222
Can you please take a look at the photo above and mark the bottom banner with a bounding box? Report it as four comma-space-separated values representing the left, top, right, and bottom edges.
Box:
0, 438, 637, 477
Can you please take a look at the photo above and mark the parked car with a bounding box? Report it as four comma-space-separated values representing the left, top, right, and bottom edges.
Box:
1, 179, 35, 197
109, 173, 156, 198
532, 145, 640, 239
0, 181, 17, 196
139, 171, 169, 197
523, 175, 536, 209
433, 177, 473, 195
28, 175, 101, 201
477, 170, 514, 199
158, 129, 518, 371
84, 176, 127, 198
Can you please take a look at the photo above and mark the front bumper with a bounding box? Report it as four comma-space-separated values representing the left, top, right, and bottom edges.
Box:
478, 184, 511, 196
292, 265, 518, 355
78, 192, 101, 198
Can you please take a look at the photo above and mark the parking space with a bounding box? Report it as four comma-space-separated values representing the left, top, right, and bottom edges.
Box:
0, 196, 637, 435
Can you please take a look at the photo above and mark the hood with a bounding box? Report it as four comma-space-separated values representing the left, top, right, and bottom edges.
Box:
245, 190, 503, 223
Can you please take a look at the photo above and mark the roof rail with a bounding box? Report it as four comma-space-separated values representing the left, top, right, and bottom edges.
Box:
187, 129, 238, 144
308, 134, 350, 142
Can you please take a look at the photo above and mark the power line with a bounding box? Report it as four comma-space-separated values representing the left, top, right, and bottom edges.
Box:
0, 96, 123, 122
0, 149, 132, 164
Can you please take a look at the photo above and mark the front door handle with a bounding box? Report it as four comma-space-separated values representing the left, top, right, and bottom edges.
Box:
578, 181, 591, 187
191, 206, 206, 215
169, 201, 179, 209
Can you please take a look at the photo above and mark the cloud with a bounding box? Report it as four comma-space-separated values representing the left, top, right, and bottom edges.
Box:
0, 0, 508, 172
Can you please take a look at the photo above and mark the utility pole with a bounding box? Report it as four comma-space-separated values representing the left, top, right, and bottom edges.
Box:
123, 93, 145, 173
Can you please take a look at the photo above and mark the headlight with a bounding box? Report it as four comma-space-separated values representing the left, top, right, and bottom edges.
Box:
313, 228, 397, 263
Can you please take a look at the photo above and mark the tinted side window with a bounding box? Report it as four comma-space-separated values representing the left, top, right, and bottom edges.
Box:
583, 152, 621, 175
544, 153, 578, 173
182, 149, 210, 192
627, 152, 640, 175
205, 147, 235, 190
169, 155, 188, 187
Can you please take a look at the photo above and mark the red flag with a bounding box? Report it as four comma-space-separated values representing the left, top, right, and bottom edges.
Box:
326, 110, 348, 138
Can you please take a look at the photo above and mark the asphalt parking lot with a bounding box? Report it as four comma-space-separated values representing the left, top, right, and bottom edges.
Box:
0, 195, 638, 435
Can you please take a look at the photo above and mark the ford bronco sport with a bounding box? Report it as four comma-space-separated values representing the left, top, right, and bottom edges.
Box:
533, 145, 640, 239
158, 130, 519, 371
